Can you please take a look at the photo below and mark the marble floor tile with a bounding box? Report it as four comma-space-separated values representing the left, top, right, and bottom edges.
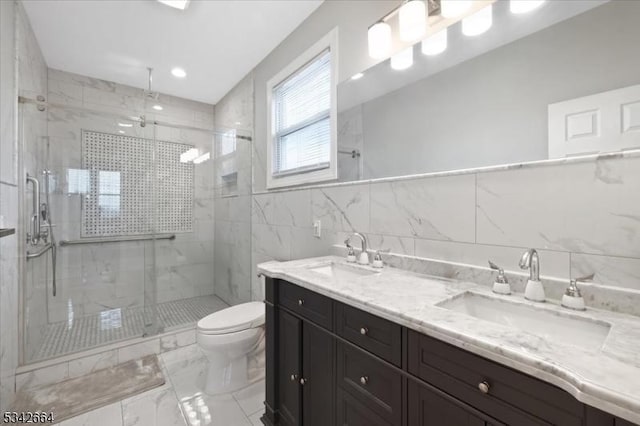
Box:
247, 411, 264, 426
232, 380, 265, 417
58, 402, 123, 426
122, 387, 186, 426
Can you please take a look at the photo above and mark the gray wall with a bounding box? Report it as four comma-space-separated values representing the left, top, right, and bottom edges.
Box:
360, 1, 640, 178
252, 0, 398, 193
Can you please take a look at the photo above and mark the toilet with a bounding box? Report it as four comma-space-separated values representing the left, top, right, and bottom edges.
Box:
196, 301, 265, 395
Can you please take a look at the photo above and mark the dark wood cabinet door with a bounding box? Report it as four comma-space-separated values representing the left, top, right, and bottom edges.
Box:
336, 387, 393, 426
278, 310, 302, 426
408, 380, 494, 426
302, 321, 335, 426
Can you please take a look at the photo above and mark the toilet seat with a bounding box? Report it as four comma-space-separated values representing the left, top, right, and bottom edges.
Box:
197, 301, 265, 335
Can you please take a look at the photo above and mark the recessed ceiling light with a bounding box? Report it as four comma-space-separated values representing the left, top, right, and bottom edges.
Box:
171, 67, 187, 78
153, 105, 163, 111
118, 122, 133, 128
157, 0, 190, 10
351, 73, 364, 81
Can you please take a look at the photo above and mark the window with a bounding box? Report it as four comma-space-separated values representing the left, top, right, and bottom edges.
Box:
267, 29, 338, 188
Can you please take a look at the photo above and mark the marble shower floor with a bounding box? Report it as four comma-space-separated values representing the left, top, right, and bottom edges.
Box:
53, 344, 265, 426
34, 296, 229, 361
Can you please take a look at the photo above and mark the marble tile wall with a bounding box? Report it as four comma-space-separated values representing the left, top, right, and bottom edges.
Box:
213, 74, 254, 306
40, 69, 216, 331
0, 0, 18, 412
249, 154, 640, 305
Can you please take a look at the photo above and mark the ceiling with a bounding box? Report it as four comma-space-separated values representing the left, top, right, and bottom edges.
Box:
22, 0, 323, 105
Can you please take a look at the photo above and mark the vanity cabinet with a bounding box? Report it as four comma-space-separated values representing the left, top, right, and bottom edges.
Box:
262, 278, 638, 426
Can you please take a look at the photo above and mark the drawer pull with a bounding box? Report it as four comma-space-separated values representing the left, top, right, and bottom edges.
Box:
478, 381, 490, 394
298, 299, 304, 306
299, 378, 307, 386
360, 327, 368, 336
290, 374, 298, 382
359, 376, 369, 385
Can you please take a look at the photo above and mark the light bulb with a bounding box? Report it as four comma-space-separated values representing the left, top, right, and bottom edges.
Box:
462, 5, 493, 36
399, 0, 427, 42
391, 47, 413, 71
510, 0, 545, 14
171, 67, 187, 78
421, 28, 447, 56
368, 22, 392, 59
440, 0, 472, 18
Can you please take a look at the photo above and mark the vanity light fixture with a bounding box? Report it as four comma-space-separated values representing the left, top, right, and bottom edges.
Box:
351, 72, 364, 80
171, 67, 187, 78
462, 4, 493, 36
157, 0, 190, 10
118, 130, 125, 134
510, 0, 545, 14
391, 47, 414, 70
152, 104, 163, 111
118, 123, 133, 128
440, 0, 472, 18
421, 28, 448, 56
368, 21, 392, 59
399, 0, 427, 42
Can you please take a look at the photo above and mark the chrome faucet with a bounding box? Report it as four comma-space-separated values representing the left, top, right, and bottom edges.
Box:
345, 232, 369, 265
519, 248, 545, 302
519, 249, 540, 281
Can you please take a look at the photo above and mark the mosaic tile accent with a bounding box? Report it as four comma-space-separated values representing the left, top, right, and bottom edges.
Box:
81, 130, 194, 237
34, 296, 228, 361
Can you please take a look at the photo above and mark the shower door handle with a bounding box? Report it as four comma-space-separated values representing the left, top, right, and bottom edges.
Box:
26, 174, 40, 244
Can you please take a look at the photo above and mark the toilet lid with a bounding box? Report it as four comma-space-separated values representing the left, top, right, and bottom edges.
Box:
197, 302, 265, 335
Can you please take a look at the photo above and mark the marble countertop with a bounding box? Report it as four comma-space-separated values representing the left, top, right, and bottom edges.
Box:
258, 256, 640, 424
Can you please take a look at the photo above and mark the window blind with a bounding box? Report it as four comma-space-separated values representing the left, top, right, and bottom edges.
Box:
273, 49, 331, 176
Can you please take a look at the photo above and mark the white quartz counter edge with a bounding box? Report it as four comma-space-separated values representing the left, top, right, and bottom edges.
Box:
259, 262, 640, 424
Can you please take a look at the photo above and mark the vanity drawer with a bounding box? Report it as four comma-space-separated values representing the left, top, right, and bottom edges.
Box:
279, 281, 333, 330
407, 331, 583, 426
336, 302, 402, 366
337, 342, 403, 426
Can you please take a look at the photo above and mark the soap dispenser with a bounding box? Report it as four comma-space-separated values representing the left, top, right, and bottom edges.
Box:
561, 273, 593, 311
488, 260, 511, 295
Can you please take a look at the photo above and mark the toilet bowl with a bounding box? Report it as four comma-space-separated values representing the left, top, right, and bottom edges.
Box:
196, 301, 265, 395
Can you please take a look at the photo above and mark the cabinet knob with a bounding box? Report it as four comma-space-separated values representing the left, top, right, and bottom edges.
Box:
290, 374, 298, 382
299, 378, 307, 386
478, 381, 490, 394
298, 299, 304, 306
360, 327, 368, 336
360, 376, 369, 385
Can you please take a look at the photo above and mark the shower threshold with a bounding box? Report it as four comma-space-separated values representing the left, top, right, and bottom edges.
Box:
31, 295, 228, 362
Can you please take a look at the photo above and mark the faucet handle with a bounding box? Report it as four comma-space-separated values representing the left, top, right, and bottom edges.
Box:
488, 260, 508, 284
374, 248, 390, 261
574, 273, 595, 283
372, 248, 389, 268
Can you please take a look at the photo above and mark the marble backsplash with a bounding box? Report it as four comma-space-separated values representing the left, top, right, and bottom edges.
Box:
249, 152, 640, 310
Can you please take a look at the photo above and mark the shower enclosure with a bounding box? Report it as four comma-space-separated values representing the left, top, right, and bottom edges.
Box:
18, 72, 252, 364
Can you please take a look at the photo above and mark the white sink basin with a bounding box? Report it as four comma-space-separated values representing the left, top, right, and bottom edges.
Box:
308, 262, 379, 280
437, 292, 611, 350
